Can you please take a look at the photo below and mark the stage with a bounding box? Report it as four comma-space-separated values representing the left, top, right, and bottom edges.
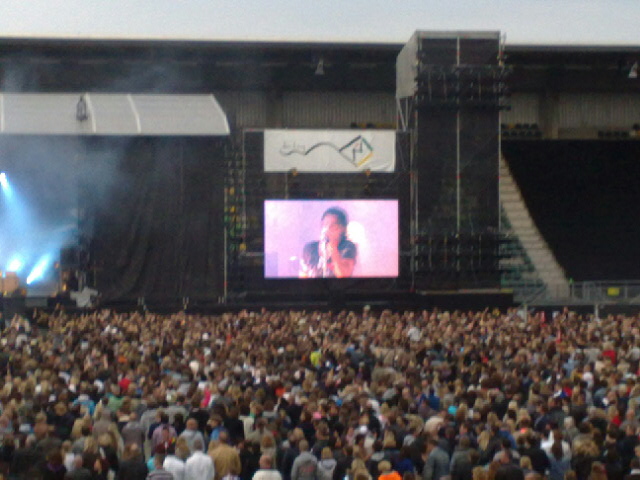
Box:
2, 289, 515, 317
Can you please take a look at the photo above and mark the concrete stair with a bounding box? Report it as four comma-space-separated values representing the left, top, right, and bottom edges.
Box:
500, 156, 569, 299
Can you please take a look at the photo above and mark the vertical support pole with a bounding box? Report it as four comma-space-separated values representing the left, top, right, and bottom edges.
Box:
223, 225, 228, 303
456, 36, 461, 235
455, 36, 462, 275
410, 102, 418, 291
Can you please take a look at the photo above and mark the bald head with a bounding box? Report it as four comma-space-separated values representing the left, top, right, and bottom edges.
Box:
186, 418, 198, 431
259, 454, 273, 470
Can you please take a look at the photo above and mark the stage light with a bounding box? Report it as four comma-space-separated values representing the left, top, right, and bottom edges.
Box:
26, 254, 52, 285
76, 95, 89, 122
7, 256, 24, 273
0, 172, 12, 200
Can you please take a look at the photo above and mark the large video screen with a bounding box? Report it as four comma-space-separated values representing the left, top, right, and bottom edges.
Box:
264, 200, 399, 278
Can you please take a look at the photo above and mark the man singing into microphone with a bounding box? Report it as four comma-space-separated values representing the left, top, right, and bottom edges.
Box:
299, 207, 357, 278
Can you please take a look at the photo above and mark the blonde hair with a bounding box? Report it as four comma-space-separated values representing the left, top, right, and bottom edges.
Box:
487, 412, 499, 427
487, 461, 500, 480
574, 440, 600, 457
98, 433, 114, 449
382, 430, 397, 449
321, 447, 333, 460
472, 466, 488, 480
84, 437, 98, 454
478, 431, 491, 451
70, 416, 92, 440
519, 456, 532, 470
175, 437, 190, 460
349, 459, 367, 475
352, 446, 367, 461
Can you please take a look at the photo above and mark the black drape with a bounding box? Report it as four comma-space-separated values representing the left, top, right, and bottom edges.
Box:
504, 140, 640, 281
87, 137, 225, 300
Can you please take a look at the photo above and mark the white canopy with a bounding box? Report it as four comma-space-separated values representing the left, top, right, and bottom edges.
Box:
0, 93, 230, 136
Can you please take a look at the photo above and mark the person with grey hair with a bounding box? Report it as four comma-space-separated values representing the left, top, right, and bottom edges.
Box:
252, 455, 283, 480
179, 418, 205, 455
122, 412, 146, 452
563, 417, 579, 444
186, 438, 214, 480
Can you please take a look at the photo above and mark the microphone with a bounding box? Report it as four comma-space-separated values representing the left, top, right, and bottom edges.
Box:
319, 228, 330, 277
320, 228, 329, 255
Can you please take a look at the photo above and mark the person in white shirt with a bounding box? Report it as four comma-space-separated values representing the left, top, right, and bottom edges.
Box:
541, 430, 571, 461
164, 442, 189, 480
185, 439, 215, 480
252, 454, 283, 480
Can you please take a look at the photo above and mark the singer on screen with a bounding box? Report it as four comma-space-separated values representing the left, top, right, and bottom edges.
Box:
299, 207, 357, 278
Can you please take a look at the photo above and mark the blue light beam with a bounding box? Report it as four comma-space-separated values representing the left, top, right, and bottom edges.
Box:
26, 254, 53, 285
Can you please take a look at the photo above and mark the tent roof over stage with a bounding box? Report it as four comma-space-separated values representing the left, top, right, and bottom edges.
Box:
0, 93, 230, 136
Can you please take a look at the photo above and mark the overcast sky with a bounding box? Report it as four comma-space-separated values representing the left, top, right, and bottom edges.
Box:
0, 0, 639, 46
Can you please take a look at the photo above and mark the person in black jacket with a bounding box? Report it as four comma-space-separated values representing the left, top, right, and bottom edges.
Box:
281, 432, 301, 480
226, 407, 246, 446
116, 444, 148, 480
524, 434, 550, 476
449, 436, 476, 480
494, 451, 524, 480
604, 449, 625, 480
11, 436, 44, 479
332, 445, 353, 480
240, 441, 262, 480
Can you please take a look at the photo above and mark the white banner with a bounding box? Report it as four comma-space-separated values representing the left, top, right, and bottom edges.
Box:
264, 129, 396, 172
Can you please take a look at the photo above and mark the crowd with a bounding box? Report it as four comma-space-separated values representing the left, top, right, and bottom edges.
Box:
0, 306, 637, 480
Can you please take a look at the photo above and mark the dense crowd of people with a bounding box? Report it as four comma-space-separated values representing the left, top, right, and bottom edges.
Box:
0, 306, 638, 480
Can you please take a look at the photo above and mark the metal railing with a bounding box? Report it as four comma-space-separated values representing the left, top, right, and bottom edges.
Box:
567, 281, 640, 304
509, 279, 640, 305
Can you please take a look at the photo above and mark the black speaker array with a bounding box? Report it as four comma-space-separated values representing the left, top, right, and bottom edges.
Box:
410, 35, 504, 289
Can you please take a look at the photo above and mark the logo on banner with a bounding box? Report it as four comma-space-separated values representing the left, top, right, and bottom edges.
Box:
279, 135, 374, 168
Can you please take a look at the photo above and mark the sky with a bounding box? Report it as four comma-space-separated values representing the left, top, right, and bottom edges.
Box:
0, 0, 639, 46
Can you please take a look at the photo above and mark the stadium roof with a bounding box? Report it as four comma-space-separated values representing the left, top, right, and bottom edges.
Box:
0, 37, 638, 94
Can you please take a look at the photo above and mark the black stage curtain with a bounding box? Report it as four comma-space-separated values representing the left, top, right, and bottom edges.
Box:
87, 137, 225, 300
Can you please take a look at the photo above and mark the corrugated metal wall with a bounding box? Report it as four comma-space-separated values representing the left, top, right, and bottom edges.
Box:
282, 92, 396, 128
214, 91, 267, 129
557, 94, 640, 128
502, 93, 541, 125
503, 93, 640, 129
214, 90, 640, 132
